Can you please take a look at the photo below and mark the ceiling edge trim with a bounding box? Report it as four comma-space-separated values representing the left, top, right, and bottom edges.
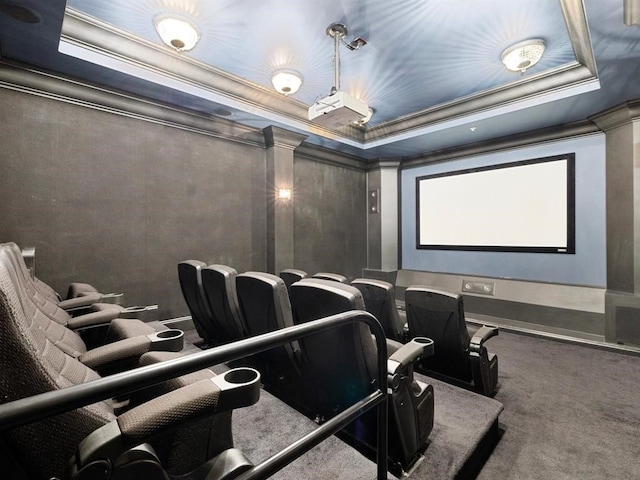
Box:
61, 9, 366, 145
589, 99, 640, 131
401, 119, 602, 169
0, 61, 266, 148
294, 143, 368, 171
364, 0, 598, 144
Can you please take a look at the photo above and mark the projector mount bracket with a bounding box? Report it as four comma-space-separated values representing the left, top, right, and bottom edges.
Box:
325, 23, 367, 95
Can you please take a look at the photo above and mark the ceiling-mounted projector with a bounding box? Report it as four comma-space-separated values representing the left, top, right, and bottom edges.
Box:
308, 91, 369, 129
308, 22, 370, 129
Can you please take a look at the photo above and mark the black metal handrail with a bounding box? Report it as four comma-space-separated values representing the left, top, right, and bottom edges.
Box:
0, 310, 389, 480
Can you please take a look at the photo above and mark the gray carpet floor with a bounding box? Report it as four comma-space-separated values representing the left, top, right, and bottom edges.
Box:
476, 331, 640, 480
184, 328, 640, 479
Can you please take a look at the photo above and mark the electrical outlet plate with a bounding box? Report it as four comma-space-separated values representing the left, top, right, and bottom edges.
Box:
461, 280, 495, 296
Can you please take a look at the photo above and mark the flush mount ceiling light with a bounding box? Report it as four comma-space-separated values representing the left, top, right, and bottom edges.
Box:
271, 70, 303, 95
154, 16, 200, 52
501, 39, 545, 73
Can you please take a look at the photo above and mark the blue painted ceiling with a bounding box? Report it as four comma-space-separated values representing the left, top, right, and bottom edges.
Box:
0, 0, 639, 159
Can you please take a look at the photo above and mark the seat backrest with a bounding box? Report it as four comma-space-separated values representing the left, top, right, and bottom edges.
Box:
1, 242, 75, 326
289, 279, 377, 416
311, 272, 347, 283
236, 272, 300, 386
0, 244, 88, 357
177, 260, 216, 344
200, 265, 247, 343
404, 286, 472, 381
351, 278, 405, 342
0, 247, 115, 479
278, 268, 307, 294
236, 272, 295, 336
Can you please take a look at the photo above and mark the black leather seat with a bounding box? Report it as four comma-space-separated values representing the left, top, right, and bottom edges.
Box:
178, 260, 218, 345
1, 247, 260, 480
235, 271, 310, 408
289, 279, 435, 473
405, 286, 499, 396
311, 272, 348, 283
278, 268, 307, 294
200, 264, 247, 343
351, 278, 406, 343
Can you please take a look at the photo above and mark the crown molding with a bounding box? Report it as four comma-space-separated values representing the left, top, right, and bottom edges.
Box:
0, 60, 267, 148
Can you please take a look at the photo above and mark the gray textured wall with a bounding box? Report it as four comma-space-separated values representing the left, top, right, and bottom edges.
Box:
293, 157, 367, 279
0, 89, 267, 319
0, 87, 369, 319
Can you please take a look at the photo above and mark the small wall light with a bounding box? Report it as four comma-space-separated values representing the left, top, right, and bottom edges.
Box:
271, 70, 303, 95
277, 188, 292, 200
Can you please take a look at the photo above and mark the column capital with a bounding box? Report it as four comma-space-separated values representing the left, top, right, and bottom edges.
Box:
590, 99, 640, 132
263, 126, 308, 150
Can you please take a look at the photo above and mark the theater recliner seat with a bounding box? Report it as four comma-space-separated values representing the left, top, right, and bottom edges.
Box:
0, 246, 181, 375
200, 264, 248, 343
0, 248, 261, 480
405, 286, 499, 396
289, 279, 435, 473
351, 278, 407, 343
7, 242, 122, 310
178, 260, 217, 345
278, 268, 307, 294
235, 271, 313, 410
311, 272, 348, 283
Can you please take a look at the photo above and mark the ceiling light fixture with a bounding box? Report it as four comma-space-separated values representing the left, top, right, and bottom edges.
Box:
154, 16, 200, 52
501, 39, 545, 73
271, 70, 303, 95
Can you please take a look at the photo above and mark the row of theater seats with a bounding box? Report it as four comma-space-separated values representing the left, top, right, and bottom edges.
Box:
178, 262, 435, 473
260, 268, 498, 397
0, 243, 263, 480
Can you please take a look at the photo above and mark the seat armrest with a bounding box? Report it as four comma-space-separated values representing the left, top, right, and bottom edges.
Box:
66, 308, 123, 329
78, 330, 185, 370
387, 337, 434, 376
469, 325, 499, 353
73, 369, 261, 467
57, 292, 103, 310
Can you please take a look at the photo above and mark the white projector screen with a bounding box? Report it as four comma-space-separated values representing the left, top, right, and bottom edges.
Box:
416, 154, 575, 253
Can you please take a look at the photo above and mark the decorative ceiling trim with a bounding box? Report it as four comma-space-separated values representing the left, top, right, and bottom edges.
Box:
0, 60, 266, 148
365, 0, 599, 145
589, 99, 640, 132
59, 0, 598, 153
294, 143, 368, 171
401, 119, 602, 169
60, 9, 365, 145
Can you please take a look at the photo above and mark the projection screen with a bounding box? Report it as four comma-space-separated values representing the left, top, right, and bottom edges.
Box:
416, 154, 575, 253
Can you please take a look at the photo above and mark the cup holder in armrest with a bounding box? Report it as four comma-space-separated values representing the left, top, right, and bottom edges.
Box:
211, 367, 261, 411
99, 293, 124, 305
388, 336, 435, 376
148, 329, 184, 352
409, 336, 435, 358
